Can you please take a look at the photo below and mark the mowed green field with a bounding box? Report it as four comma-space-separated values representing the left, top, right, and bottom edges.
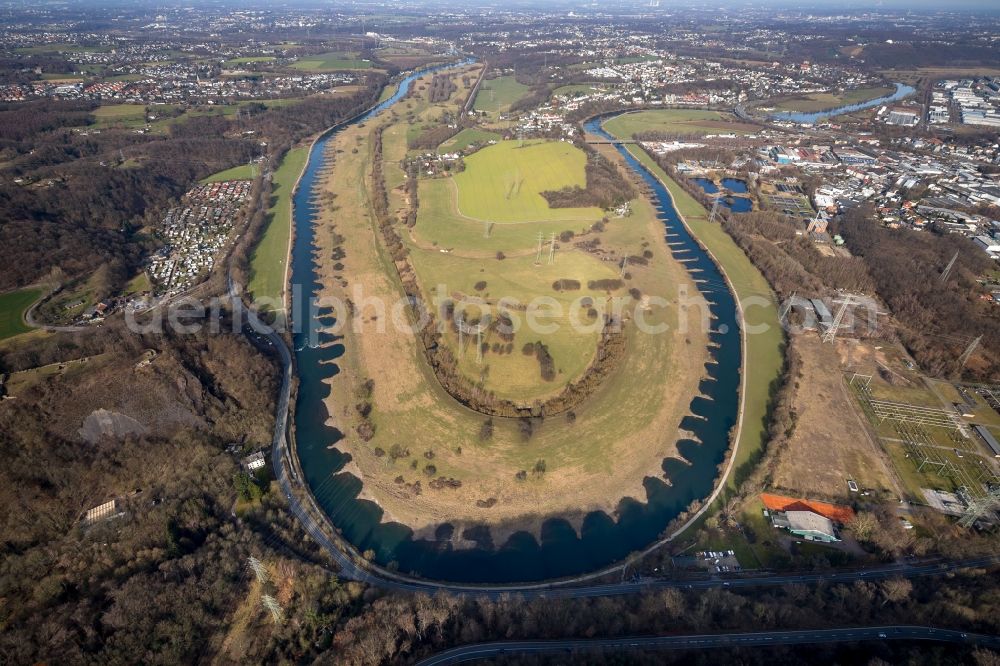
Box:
437, 127, 501, 152
408, 250, 620, 400
624, 145, 784, 490
602, 109, 756, 138
0, 287, 43, 341
223, 56, 276, 67
415, 178, 589, 254
91, 104, 147, 128
472, 75, 529, 113
453, 140, 603, 223
248, 146, 309, 309
292, 52, 372, 70
201, 163, 256, 183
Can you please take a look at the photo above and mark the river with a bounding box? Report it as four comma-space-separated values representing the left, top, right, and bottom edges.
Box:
288, 76, 743, 582
768, 82, 915, 124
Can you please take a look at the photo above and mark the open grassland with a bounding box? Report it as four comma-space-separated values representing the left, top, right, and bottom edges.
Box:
603, 109, 756, 138
0, 287, 43, 340
91, 104, 146, 128
292, 52, 372, 71
452, 140, 603, 223
408, 139, 620, 399
407, 250, 620, 401
303, 72, 708, 535
772, 336, 895, 499
769, 86, 895, 113
414, 176, 597, 255
472, 75, 529, 114
624, 144, 784, 490
201, 163, 256, 183
553, 83, 614, 97
223, 56, 276, 67
248, 146, 308, 308
437, 127, 501, 152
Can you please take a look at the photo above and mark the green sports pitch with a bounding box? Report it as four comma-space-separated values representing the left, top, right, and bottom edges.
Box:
0, 287, 42, 341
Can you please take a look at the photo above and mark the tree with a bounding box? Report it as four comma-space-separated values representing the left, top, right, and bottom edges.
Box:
880, 578, 912, 606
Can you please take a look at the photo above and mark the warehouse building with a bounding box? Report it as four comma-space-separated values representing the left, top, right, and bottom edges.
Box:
771, 510, 840, 542
973, 424, 1000, 458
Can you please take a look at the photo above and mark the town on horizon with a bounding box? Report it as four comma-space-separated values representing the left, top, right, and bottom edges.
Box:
0, 2, 999, 665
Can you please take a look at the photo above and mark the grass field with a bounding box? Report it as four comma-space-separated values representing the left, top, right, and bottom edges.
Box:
292, 52, 372, 71
472, 75, 529, 114
437, 127, 501, 152
772, 336, 894, 499
414, 178, 591, 254
408, 250, 621, 401
553, 83, 612, 98
411, 140, 615, 399
91, 104, 147, 128
769, 86, 895, 113
223, 56, 276, 67
248, 146, 308, 308
602, 109, 757, 138
201, 163, 257, 183
452, 140, 603, 223
0, 287, 42, 341
622, 144, 784, 490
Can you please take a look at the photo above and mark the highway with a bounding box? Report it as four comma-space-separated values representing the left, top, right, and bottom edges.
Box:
415, 626, 1000, 665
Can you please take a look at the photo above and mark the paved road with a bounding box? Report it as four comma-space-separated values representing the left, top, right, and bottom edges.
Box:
415, 626, 1000, 665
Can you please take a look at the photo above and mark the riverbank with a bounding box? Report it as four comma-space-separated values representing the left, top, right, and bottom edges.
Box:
622, 144, 784, 488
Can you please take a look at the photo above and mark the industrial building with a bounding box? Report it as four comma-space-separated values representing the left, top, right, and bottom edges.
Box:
973, 424, 1000, 458
770, 510, 840, 542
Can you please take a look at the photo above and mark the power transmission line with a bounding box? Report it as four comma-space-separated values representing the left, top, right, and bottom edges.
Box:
955, 335, 982, 379
823, 295, 858, 343
940, 251, 958, 283
261, 594, 284, 623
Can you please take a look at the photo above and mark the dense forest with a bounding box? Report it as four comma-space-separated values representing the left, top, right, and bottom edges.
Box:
837, 208, 1000, 380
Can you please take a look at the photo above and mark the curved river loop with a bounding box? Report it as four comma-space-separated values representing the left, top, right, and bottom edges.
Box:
287, 63, 746, 584
767, 82, 915, 125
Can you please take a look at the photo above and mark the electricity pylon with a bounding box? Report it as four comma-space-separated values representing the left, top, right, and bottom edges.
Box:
261, 594, 284, 623
247, 556, 269, 584
823, 295, 857, 343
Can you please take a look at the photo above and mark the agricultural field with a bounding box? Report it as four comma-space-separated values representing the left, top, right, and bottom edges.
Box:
306, 68, 709, 533
452, 140, 603, 223
602, 109, 757, 138
248, 145, 308, 310
472, 75, 530, 114
0, 287, 42, 340
292, 52, 372, 71
768, 86, 895, 113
